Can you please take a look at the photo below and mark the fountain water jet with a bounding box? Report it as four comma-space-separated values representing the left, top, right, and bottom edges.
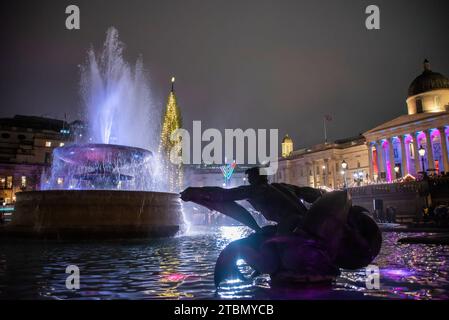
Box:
5, 27, 182, 239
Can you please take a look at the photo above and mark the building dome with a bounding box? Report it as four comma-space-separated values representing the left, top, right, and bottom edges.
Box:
282, 134, 293, 144
408, 59, 449, 97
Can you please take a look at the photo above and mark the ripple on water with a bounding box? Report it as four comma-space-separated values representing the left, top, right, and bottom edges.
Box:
0, 227, 448, 300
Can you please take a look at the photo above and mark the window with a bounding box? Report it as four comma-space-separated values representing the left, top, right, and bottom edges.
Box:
21, 176, 27, 188
409, 142, 415, 159
1, 133, 10, 139
57, 178, 64, 185
18, 134, 26, 140
59, 142, 65, 147
45, 141, 52, 147
6, 176, 12, 189
0, 177, 5, 189
435, 96, 441, 108
45, 152, 51, 164
416, 98, 423, 113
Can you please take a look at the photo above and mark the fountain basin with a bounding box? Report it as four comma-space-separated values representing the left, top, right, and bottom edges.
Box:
54, 143, 152, 165
2, 190, 183, 239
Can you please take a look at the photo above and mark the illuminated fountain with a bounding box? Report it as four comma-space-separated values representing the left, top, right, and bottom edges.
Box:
7, 27, 183, 239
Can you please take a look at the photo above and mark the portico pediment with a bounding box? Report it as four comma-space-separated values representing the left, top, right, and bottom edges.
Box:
364, 112, 449, 141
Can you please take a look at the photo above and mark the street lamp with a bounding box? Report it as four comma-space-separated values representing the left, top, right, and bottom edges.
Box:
418, 145, 426, 177
394, 165, 400, 180
341, 160, 348, 188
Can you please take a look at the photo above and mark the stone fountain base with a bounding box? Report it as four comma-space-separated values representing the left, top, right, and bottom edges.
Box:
1, 190, 183, 240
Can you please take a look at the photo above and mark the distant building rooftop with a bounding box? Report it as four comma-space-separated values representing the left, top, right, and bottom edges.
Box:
0, 115, 69, 132
281, 135, 366, 161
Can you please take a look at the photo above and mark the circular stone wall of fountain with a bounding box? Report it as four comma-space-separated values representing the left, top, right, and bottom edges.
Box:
4, 190, 183, 239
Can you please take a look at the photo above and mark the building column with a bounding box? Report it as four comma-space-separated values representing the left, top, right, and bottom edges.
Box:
412, 132, 421, 174
375, 141, 385, 180
399, 135, 408, 177
323, 159, 329, 187
331, 159, 337, 188
367, 142, 374, 181
438, 127, 449, 173
424, 129, 435, 171
388, 137, 395, 181
311, 162, 316, 188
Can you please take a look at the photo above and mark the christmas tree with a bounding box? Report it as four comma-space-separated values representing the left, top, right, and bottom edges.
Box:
158, 77, 183, 192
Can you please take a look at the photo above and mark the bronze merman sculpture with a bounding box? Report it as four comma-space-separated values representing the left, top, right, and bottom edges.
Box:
181, 167, 382, 287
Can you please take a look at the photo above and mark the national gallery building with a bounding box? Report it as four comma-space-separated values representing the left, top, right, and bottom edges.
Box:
275, 60, 449, 189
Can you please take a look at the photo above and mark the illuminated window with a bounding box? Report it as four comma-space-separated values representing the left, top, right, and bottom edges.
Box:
435, 96, 440, 107
21, 176, 27, 187
45, 141, 52, 147
57, 178, 64, 185
59, 142, 65, 147
0, 177, 5, 189
6, 176, 13, 189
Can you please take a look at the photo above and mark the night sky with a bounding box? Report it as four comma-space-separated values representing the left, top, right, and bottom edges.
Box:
1, 0, 449, 149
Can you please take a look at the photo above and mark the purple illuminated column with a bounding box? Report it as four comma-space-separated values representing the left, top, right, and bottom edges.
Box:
424, 129, 435, 170
412, 133, 421, 175
367, 142, 374, 181
438, 127, 449, 173
375, 141, 385, 180
399, 135, 408, 177
388, 138, 395, 182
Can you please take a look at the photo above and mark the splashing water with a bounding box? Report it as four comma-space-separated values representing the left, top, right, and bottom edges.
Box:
81, 27, 158, 149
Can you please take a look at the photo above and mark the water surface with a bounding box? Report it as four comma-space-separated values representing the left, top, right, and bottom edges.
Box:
0, 227, 448, 300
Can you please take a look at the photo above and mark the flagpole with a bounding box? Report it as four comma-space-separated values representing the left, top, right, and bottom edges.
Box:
323, 117, 328, 144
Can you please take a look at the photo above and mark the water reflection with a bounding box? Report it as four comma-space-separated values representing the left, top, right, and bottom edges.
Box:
0, 228, 448, 300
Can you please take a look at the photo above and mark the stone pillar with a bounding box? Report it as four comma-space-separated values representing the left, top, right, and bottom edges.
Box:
439, 127, 449, 173
424, 129, 435, 171
399, 135, 408, 176
388, 137, 395, 181
331, 159, 337, 188
311, 162, 316, 188
323, 159, 328, 187
375, 141, 385, 179
412, 133, 421, 174
367, 142, 374, 181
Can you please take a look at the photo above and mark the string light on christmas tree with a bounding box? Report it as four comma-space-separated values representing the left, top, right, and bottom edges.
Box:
158, 76, 184, 192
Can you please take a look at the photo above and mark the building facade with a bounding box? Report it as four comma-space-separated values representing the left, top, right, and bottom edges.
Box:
0, 115, 72, 204
274, 136, 369, 189
275, 59, 449, 189
364, 60, 449, 182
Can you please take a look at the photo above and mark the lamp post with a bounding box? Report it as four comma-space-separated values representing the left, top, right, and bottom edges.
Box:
418, 146, 427, 178
394, 165, 400, 180
341, 160, 348, 188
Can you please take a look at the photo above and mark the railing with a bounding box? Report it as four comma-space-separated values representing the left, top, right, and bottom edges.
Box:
348, 181, 429, 196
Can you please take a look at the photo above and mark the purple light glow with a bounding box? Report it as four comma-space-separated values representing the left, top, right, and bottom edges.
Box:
383, 268, 414, 279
